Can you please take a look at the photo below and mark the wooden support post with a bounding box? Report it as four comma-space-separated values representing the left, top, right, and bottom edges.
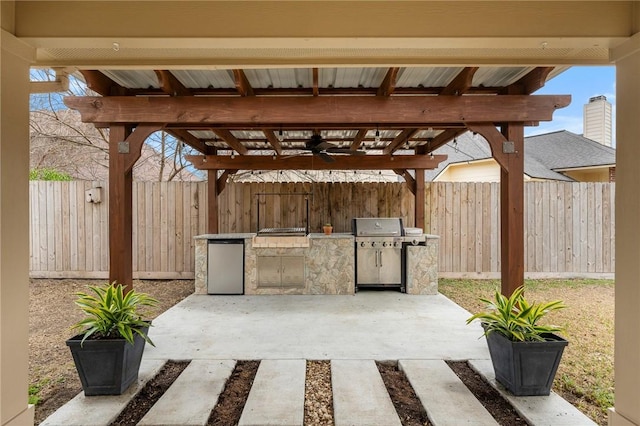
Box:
499, 124, 525, 297
415, 169, 425, 229
208, 169, 219, 234
466, 122, 524, 296
109, 125, 133, 292
109, 124, 159, 292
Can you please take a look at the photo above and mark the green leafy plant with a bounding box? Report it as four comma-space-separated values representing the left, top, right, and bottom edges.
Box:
466, 285, 566, 342
72, 282, 158, 346
29, 168, 72, 181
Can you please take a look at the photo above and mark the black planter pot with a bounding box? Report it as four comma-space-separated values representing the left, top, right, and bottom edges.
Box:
485, 329, 568, 396
66, 326, 149, 396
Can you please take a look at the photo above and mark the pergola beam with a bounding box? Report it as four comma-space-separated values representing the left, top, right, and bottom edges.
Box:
233, 69, 255, 97
350, 129, 368, 151
502, 66, 555, 95
78, 70, 130, 96
312, 68, 319, 96
211, 129, 249, 155
383, 128, 420, 155
64, 95, 570, 125
377, 67, 399, 97
263, 129, 283, 155
154, 70, 191, 96
440, 67, 478, 96
188, 154, 447, 171
166, 129, 210, 154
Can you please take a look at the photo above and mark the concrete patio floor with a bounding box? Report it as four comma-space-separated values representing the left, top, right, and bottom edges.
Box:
42, 291, 596, 426
144, 291, 489, 361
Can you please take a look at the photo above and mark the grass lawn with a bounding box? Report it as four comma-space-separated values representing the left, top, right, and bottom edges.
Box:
439, 278, 614, 426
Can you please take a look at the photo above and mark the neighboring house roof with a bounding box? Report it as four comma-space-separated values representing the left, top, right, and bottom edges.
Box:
427, 130, 615, 182
524, 130, 616, 170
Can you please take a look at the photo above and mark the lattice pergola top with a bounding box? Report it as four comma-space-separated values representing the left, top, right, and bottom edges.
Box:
67, 65, 570, 161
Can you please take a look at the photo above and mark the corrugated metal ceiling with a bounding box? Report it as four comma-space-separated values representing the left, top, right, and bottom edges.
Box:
94, 66, 558, 91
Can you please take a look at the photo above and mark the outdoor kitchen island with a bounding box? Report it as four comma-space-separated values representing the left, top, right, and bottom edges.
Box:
194, 233, 439, 295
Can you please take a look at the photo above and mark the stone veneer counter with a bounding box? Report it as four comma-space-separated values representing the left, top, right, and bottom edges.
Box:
194, 233, 354, 295
194, 233, 438, 295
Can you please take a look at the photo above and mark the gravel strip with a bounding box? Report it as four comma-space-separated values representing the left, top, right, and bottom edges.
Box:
304, 360, 334, 426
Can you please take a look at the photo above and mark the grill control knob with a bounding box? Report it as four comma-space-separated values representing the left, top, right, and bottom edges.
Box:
382, 242, 388, 247
371, 242, 377, 247
393, 241, 400, 247
360, 242, 366, 248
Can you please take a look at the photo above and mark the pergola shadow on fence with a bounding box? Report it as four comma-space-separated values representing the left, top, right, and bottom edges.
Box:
29, 181, 614, 280
65, 66, 569, 296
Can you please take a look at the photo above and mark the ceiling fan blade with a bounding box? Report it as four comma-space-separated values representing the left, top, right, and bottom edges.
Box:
316, 152, 336, 163
326, 148, 366, 155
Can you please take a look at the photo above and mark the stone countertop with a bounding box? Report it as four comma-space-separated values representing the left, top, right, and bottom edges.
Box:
308, 233, 354, 239
195, 233, 355, 240
194, 233, 256, 240
196, 233, 437, 240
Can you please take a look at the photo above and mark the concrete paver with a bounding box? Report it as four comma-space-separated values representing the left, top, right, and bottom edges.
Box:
400, 359, 498, 426
469, 359, 597, 426
332, 360, 402, 426
238, 359, 306, 426
138, 359, 235, 426
40, 359, 165, 426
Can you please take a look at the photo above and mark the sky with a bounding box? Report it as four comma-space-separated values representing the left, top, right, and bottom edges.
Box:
526, 66, 616, 145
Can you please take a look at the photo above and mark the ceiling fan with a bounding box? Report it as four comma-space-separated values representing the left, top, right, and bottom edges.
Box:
295, 134, 366, 163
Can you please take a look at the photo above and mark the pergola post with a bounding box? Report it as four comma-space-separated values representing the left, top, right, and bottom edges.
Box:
207, 169, 219, 233
499, 124, 525, 297
466, 122, 524, 296
108, 124, 160, 292
109, 125, 134, 291
415, 169, 425, 228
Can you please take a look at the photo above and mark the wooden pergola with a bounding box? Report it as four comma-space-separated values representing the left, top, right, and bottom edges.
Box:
64, 66, 569, 296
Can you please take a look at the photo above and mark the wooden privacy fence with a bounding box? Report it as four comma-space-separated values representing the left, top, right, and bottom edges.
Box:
29, 181, 615, 279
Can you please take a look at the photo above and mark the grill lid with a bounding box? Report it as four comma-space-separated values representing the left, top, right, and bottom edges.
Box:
352, 217, 403, 236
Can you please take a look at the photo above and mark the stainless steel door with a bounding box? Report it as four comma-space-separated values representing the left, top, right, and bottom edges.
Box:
378, 248, 402, 284
281, 256, 305, 287
356, 247, 380, 284
207, 240, 244, 294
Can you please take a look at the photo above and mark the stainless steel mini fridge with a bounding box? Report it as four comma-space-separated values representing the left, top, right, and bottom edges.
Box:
207, 239, 244, 294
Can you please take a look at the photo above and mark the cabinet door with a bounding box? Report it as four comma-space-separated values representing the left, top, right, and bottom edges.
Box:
281, 256, 305, 287
257, 256, 281, 287
378, 248, 402, 284
356, 248, 380, 284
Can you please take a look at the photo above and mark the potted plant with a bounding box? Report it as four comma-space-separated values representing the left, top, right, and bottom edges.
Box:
323, 223, 333, 235
66, 282, 158, 396
466, 285, 568, 396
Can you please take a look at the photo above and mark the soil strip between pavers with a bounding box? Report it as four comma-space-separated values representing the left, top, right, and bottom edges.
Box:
109, 360, 190, 426
446, 360, 526, 426
377, 361, 431, 426
207, 360, 260, 426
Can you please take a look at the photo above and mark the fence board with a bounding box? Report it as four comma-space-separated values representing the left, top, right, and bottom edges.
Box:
29, 181, 615, 278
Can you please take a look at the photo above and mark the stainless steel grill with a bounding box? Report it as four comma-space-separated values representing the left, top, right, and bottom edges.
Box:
352, 218, 405, 291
